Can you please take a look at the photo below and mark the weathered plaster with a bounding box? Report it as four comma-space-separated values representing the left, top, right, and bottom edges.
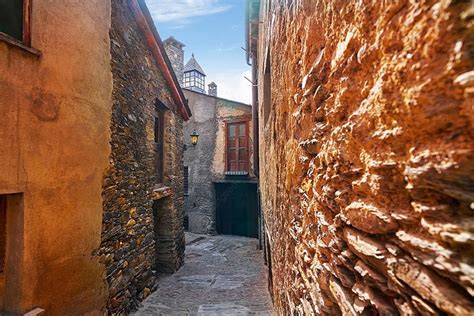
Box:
0, 1, 112, 314
183, 90, 218, 234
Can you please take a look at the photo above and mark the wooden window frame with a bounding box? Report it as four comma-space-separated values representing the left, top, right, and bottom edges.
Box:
225, 119, 250, 173
0, 0, 32, 45
0, 0, 40, 56
22, 0, 32, 45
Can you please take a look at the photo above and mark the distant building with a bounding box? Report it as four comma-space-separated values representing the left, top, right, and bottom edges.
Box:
208, 82, 218, 97
164, 38, 259, 237
183, 54, 207, 93
163, 37, 185, 85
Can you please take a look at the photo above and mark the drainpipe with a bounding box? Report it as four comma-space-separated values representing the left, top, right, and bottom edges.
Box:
251, 57, 263, 250
252, 59, 259, 177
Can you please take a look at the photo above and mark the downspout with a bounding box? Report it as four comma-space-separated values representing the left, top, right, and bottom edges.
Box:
252, 59, 259, 177
246, 0, 262, 250
252, 60, 262, 249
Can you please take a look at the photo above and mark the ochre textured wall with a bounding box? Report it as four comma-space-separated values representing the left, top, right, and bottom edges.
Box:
0, 1, 112, 315
258, 0, 474, 315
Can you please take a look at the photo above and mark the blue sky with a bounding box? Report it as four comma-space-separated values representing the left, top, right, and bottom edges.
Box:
145, 0, 252, 104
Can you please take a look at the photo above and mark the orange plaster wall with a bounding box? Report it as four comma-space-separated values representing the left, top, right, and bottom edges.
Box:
0, 0, 112, 314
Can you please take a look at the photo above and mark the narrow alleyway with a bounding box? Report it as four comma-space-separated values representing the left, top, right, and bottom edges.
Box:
134, 233, 274, 315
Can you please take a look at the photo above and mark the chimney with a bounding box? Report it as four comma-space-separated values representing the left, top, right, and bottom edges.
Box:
208, 82, 217, 97
163, 36, 185, 85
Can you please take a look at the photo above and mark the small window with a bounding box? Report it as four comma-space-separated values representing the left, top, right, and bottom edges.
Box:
183, 166, 189, 194
154, 102, 166, 184
0, 0, 31, 44
226, 121, 249, 172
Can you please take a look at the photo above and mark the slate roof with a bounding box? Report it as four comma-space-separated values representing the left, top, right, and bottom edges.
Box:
184, 54, 206, 75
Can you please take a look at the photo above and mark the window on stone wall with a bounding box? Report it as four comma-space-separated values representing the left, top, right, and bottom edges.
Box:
183, 166, 189, 194
226, 121, 249, 173
154, 101, 168, 185
0, 195, 6, 273
0, 0, 31, 44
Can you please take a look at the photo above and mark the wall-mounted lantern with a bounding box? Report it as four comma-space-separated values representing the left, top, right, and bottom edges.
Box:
190, 130, 199, 146
184, 130, 200, 150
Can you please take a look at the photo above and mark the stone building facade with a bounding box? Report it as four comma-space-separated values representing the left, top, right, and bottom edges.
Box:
247, 0, 474, 315
0, 0, 190, 315
100, 0, 191, 314
183, 91, 255, 235
163, 37, 185, 85
164, 41, 258, 236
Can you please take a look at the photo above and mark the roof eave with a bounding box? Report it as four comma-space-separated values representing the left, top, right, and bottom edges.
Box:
130, 0, 192, 121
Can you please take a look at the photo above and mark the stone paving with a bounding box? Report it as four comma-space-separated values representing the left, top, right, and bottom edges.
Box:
134, 233, 274, 315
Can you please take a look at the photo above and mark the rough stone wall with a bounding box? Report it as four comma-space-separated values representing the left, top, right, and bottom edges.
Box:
154, 112, 186, 273
100, 1, 185, 314
258, 0, 474, 315
183, 90, 218, 234
0, 0, 112, 314
163, 39, 185, 85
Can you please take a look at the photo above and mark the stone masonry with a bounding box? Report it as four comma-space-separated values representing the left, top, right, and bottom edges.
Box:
182, 91, 219, 234
99, 1, 187, 314
254, 0, 474, 315
163, 37, 185, 85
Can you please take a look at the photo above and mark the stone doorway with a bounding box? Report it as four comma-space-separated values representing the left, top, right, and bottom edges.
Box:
152, 197, 184, 273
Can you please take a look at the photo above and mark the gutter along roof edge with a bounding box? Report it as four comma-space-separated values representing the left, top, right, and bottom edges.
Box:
183, 88, 252, 107
130, 0, 192, 121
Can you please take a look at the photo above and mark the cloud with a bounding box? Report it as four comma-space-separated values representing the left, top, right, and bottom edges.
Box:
145, 0, 232, 25
208, 69, 252, 104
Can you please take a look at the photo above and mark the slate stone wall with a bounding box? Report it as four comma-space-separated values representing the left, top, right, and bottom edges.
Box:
163, 39, 184, 85
99, 1, 185, 314
257, 0, 474, 315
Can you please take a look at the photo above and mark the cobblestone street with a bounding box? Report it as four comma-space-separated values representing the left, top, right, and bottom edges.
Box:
134, 233, 274, 315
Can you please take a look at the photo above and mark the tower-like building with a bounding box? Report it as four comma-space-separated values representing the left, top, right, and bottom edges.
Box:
208, 82, 217, 97
163, 36, 185, 85
183, 54, 206, 93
